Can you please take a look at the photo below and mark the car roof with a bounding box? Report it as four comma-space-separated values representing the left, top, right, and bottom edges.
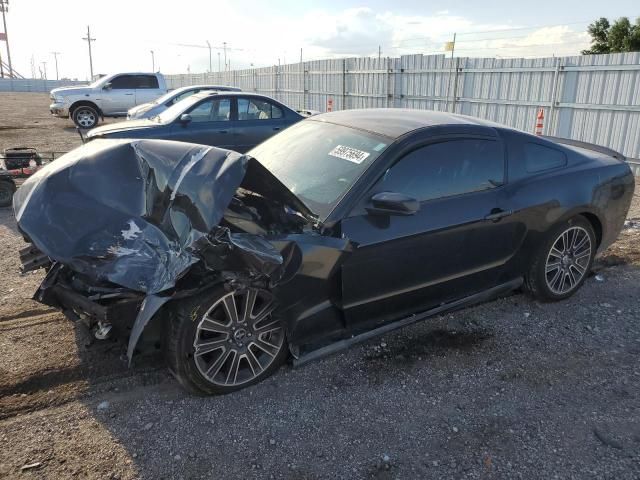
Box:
189, 91, 284, 102
309, 108, 503, 138
105, 72, 160, 76
170, 85, 241, 93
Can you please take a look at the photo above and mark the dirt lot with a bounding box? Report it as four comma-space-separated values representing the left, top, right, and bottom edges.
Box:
0, 92, 117, 154
1, 92, 639, 479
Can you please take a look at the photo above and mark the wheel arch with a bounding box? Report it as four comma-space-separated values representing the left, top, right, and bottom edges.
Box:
577, 211, 603, 248
69, 100, 103, 117
127, 282, 230, 361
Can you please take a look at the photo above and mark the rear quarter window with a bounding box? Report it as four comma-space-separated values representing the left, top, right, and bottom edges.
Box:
525, 143, 567, 173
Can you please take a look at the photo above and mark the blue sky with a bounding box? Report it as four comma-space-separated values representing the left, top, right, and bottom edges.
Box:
4, 0, 639, 80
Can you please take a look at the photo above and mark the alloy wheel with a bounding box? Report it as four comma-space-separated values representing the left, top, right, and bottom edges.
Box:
76, 108, 96, 128
193, 289, 284, 387
545, 226, 592, 295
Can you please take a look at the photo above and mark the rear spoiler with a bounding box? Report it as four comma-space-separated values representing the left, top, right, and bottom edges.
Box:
542, 136, 626, 162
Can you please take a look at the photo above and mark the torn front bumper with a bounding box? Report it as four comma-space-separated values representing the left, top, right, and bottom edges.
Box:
32, 262, 144, 336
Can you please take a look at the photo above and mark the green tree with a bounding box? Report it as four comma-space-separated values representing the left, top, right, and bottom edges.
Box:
582, 16, 640, 54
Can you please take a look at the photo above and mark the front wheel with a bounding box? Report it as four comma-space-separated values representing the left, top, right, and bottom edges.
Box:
525, 216, 596, 302
72, 105, 99, 129
165, 286, 288, 395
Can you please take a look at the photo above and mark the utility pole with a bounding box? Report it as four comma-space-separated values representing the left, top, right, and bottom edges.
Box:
217, 52, 220, 72
82, 25, 96, 80
51, 51, 60, 80
0, 0, 13, 78
41, 61, 47, 79
150, 50, 155, 71
300, 48, 302, 64
378, 45, 381, 62
206, 40, 212, 72
223, 42, 227, 71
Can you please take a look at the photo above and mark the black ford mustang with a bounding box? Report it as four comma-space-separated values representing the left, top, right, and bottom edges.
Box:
14, 109, 634, 394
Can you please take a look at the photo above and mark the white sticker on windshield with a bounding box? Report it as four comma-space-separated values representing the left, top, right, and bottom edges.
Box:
328, 145, 370, 164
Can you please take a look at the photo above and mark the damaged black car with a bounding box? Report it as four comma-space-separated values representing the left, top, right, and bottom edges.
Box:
14, 109, 635, 394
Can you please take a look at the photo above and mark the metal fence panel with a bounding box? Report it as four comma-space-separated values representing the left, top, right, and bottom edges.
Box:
0, 79, 85, 92
164, 51, 640, 160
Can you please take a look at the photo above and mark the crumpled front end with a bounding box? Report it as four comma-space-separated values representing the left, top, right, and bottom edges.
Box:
15, 139, 257, 293
15, 139, 314, 359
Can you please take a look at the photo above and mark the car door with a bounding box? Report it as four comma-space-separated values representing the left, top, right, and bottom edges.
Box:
167, 96, 235, 148
233, 98, 286, 152
339, 135, 516, 329
101, 75, 137, 114
134, 75, 161, 105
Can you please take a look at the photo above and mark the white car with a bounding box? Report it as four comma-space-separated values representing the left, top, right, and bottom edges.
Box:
127, 85, 242, 120
49, 72, 168, 129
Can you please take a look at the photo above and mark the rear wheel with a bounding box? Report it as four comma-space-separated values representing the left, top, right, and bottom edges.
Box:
72, 105, 99, 129
525, 216, 596, 302
165, 286, 288, 395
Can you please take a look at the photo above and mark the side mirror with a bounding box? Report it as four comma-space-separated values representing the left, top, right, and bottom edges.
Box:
179, 113, 192, 125
366, 191, 419, 216
102, 83, 112, 90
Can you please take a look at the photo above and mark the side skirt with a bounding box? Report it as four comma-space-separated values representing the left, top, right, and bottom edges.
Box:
293, 277, 523, 367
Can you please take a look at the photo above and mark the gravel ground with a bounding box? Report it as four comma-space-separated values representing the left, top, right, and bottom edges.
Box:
1, 93, 639, 479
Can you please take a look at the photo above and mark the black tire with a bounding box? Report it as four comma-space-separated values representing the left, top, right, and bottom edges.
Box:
165, 285, 288, 395
72, 104, 99, 129
0, 180, 16, 208
525, 215, 596, 302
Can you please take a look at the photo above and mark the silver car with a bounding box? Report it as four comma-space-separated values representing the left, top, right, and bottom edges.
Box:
127, 85, 242, 120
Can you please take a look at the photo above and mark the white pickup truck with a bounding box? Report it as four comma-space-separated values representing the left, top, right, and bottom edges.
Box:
49, 72, 168, 129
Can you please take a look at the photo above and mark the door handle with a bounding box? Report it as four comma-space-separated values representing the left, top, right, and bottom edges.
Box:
217, 130, 228, 134
124, 93, 134, 95
484, 209, 513, 222
273, 127, 281, 131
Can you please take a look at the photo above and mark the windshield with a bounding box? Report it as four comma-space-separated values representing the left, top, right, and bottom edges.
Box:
153, 88, 189, 106
248, 120, 390, 219
155, 94, 205, 123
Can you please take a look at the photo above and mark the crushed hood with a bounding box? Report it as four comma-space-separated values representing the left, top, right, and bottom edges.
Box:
14, 139, 310, 294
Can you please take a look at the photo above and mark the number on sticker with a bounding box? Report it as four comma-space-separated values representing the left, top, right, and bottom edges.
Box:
328, 145, 371, 164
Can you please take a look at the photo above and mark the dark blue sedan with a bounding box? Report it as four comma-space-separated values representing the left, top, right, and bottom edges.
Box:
86, 92, 305, 152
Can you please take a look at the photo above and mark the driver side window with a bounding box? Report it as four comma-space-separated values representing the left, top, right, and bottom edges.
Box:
109, 75, 137, 89
376, 139, 504, 202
